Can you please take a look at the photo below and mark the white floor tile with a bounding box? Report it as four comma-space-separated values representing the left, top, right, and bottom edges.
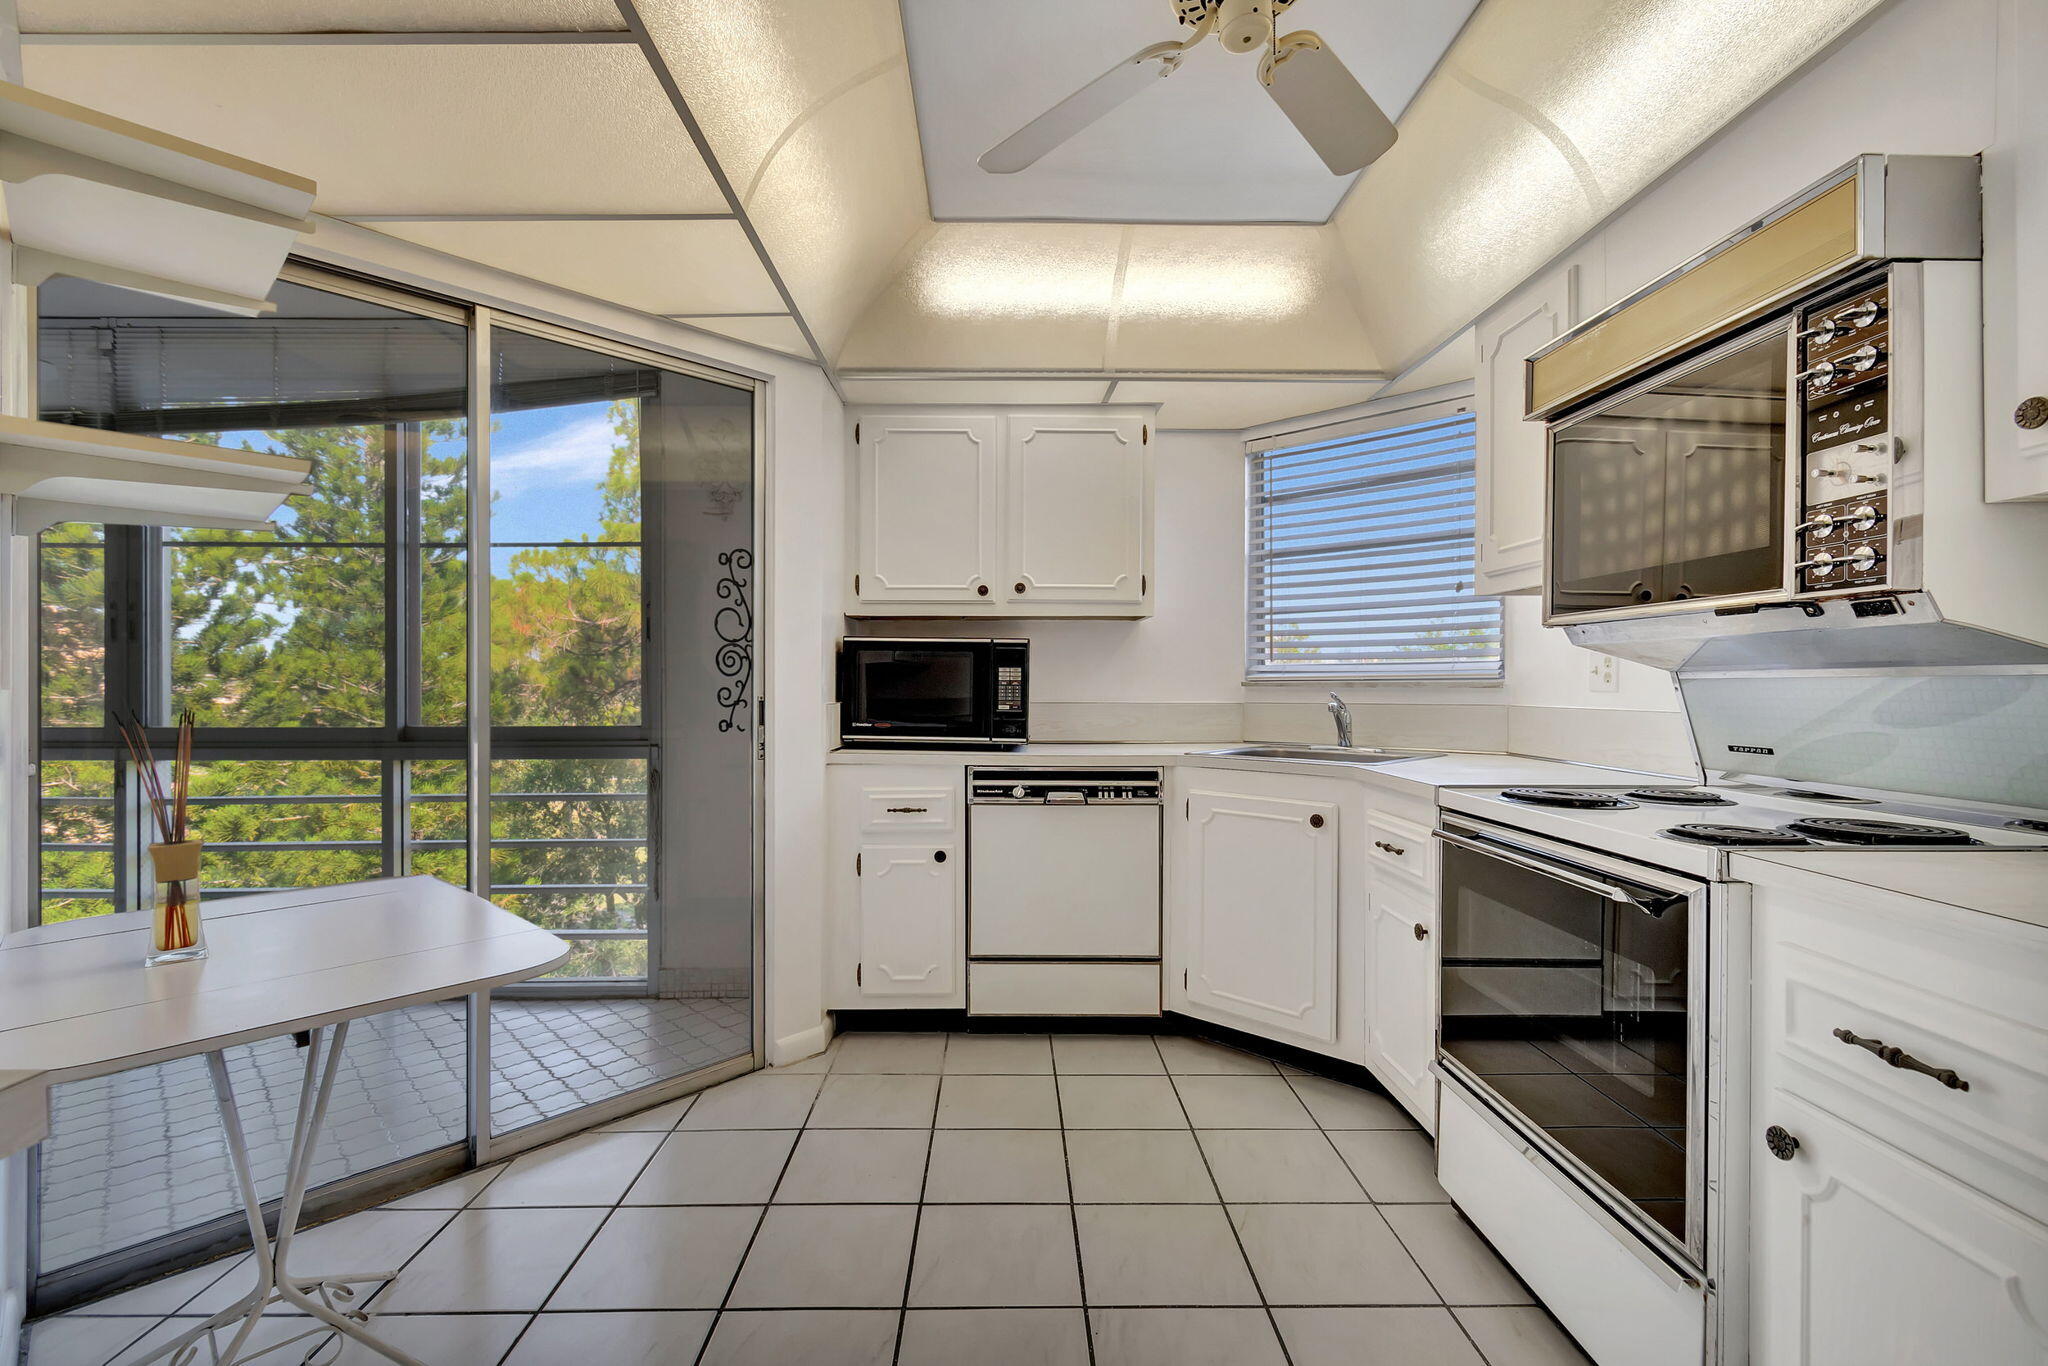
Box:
775, 1129, 930, 1204
370, 1207, 607, 1313
473, 1130, 665, 1207
1172, 1076, 1316, 1129
1453, 1307, 1594, 1365
942, 1034, 1054, 1075
1064, 1129, 1216, 1204
900, 1309, 1088, 1366
1285, 1074, 1420, 1129
935, 1075, 1061, 1129
622, 1129, 796, 1205
1275, 1307, 1486, 1366
1154, 1038, 1280, 1075
807, 1074, 940, 1128
829, 1034, 947, 1074
922, 1129, 1070, 1203
379, 1165, 503, 1211
1229, 1204, 1439, 1306
697, 1309, 898, 1366
1074, 1205, 1260, 1306
503, 1310, 713, 1366
1055, 1076, 1187, 1129
547, 1206, 760, 1310
26, 1316, 155, 1366
330, 1313, 531, 1365
907, 1205, 1083, 1307
595, 1094, 696, 1132
726, 1206, 918, 1309
1050, 1035, 1165, 1075
677, 1073, 823, 1129
1381, 1205, 1535, 1306
1088, 1307, 1288, 1366
1328, 1129, 1449, 1202
1197, 1130, 1368, 1202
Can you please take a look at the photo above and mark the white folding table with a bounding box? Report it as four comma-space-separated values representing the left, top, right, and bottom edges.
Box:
0, 876, 568, 1366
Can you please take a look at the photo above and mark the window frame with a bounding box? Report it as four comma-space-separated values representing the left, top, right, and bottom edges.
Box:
1243, 389, 1504, 685
29, 262, 755, 996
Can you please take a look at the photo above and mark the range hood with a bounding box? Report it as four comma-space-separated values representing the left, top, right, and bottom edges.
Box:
1568, 594, 2048, 673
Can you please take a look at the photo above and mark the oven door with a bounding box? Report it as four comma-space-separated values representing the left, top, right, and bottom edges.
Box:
840, 640, 994, 743
1433, 816, 1711, 1272
1545, 319, 1793, 625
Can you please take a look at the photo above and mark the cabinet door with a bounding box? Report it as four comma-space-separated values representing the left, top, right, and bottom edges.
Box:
1002, 414, 1149, 607
1752, 1093, 2048, 1366
856, 414, 999, 604
1182, 788, 1338, 1044
857, 843, 960, 999
1985, 0, 2048, 502
1475, 258, 1602, 595
1366, 879, 1437, 1126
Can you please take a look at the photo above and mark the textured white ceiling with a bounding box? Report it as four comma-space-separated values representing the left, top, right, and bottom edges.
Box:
21, 41, 725, 215
368, 219, 783, 315
901, 0, 1478, 224
19, 0, 627, 32
1109, 379, 1386, 430
673, 314, 812, 359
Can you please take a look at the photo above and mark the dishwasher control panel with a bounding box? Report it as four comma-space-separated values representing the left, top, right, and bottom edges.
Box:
969, 768, 1163, 805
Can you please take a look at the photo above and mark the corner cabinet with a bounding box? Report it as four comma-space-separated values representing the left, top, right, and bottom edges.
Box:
849, 407, 1154, 618
1474, 253, 1605, 595
826, 765, 966, 1009
1984, 0, 2048, 502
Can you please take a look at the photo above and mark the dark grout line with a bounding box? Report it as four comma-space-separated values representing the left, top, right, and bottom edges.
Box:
889, 1039, 947, 1366
1158, 1039, 1297, 1366
1050, 1036, 1097, 1366
686, 1069, 830, 1366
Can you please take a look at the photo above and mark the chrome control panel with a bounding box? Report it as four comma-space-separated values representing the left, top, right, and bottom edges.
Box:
1797, 277, 1894, 593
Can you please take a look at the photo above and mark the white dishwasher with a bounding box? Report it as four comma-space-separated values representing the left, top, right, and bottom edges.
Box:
967, 768, 1162, 1016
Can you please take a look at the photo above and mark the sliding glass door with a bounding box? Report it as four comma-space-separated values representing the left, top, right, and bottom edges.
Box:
28, 265, 759, 1306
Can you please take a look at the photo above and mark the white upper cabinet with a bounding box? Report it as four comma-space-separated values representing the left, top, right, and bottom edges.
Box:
1178, 783, 1340, 1046
1475, 254, 1605, 596
854, 413, 1000, 606
1003, 413, 1149, 608
1984, 0, 2048, 502
850, 407, 1154, 617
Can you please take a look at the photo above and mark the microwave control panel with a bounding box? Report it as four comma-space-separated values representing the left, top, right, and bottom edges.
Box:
1796, 278, 1892, 593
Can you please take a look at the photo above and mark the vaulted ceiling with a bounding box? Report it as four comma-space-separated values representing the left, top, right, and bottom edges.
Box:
19, 0, 1885, 427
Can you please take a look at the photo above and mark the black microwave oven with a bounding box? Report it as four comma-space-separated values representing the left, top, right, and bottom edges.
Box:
838, 637, 1029, 748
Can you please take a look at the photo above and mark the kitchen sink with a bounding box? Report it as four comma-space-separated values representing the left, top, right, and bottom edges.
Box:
1200, 745, 1440, 765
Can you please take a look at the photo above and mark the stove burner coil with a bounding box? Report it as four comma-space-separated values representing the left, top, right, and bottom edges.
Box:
1663, 823, 1819, 848
1499, 788, 1637, 810
1624, 789, 1735, 806
1779, 817, 1982, 847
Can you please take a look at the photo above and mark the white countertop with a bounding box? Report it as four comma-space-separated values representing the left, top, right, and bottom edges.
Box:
828, 743, 1681, 792
0, 876, 569, 1086
1733, 848, 2048, 931
0, 1068, 48, 1161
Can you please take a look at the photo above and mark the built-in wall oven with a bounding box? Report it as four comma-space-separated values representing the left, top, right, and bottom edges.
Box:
1434, 816, 1729, 1279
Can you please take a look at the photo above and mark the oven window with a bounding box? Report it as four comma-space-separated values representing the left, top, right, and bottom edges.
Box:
1549, 327, 1787, 618
1439, 837, 1694, 1251
852, 649, 977, 729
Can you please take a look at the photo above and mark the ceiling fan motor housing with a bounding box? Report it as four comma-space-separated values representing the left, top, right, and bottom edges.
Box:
1176, 0, 1297, 41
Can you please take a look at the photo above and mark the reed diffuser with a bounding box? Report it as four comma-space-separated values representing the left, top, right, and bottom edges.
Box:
121, 712, 207, 965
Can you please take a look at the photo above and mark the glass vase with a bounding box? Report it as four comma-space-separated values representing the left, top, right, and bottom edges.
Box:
146, 840, 208, 966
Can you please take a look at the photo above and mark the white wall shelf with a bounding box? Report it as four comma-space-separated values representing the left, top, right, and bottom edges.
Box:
0, 80, 316, 316
0, 416, 310, 533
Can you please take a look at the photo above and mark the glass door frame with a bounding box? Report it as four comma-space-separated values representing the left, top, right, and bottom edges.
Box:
20, 259, 769, 1310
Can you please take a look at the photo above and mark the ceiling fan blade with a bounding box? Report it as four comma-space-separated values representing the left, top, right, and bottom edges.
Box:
1263, 35, 1398, 175
979, 41, 1183, 174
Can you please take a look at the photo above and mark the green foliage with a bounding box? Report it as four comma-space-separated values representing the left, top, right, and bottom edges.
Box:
36, 405, 657, 980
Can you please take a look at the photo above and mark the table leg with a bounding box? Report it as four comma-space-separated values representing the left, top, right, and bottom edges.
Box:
125, 1025, 426, 1366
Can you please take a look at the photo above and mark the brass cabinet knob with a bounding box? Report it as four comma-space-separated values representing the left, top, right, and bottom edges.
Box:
2016, 396, 2048, 430
1764, 1124, 1801, 1161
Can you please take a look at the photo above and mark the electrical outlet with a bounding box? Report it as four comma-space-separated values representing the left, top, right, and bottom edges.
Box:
1588, 652, 1619, 693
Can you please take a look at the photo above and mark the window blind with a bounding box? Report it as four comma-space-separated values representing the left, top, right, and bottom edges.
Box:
1246, 408, 1502, 681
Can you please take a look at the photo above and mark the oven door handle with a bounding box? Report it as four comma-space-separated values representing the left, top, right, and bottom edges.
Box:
1433, 829, 1688, 917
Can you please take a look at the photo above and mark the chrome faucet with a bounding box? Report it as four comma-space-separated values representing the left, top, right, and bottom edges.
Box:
1327, 692, 1353, 748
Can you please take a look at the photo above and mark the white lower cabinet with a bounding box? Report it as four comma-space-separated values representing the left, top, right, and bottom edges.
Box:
827, 766, 965, 1009
1747, 866, 2048, 1364
1366, 877, 1437, 1121
1176, 780, 1342, 1047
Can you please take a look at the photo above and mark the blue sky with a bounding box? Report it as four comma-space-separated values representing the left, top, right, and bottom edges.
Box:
488, 403, 623, 544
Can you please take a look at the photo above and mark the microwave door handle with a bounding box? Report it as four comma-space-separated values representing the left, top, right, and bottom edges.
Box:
1433, 828, 1683, 917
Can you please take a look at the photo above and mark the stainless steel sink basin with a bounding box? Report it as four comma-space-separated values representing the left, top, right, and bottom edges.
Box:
1199, 745, 1440, 765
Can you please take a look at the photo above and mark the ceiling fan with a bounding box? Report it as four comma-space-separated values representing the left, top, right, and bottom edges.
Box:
978, 0, 1398, 178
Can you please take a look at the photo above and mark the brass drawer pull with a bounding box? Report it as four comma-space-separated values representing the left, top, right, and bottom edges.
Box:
1832, 1028, 1969, 1091
1374, 840, 1406, 856
885, 806, 929, 814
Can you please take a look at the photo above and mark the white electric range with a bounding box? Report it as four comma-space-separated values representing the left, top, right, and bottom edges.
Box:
1424, 777, 2048, 1366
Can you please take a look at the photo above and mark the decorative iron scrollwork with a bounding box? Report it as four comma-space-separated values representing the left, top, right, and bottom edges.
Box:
715, 547, 753, 733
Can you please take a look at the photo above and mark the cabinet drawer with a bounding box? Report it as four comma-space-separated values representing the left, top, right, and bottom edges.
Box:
1758, 885, 2048, 1225
1367, 809, 1434, 888
859, 786, 956, 834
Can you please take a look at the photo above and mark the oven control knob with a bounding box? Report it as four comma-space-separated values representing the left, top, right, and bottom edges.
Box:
1010, 785, 1028, 799
1845, 544, 1883, 572
1848, 504, 1881, 532
1841, 343, 1883, 373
